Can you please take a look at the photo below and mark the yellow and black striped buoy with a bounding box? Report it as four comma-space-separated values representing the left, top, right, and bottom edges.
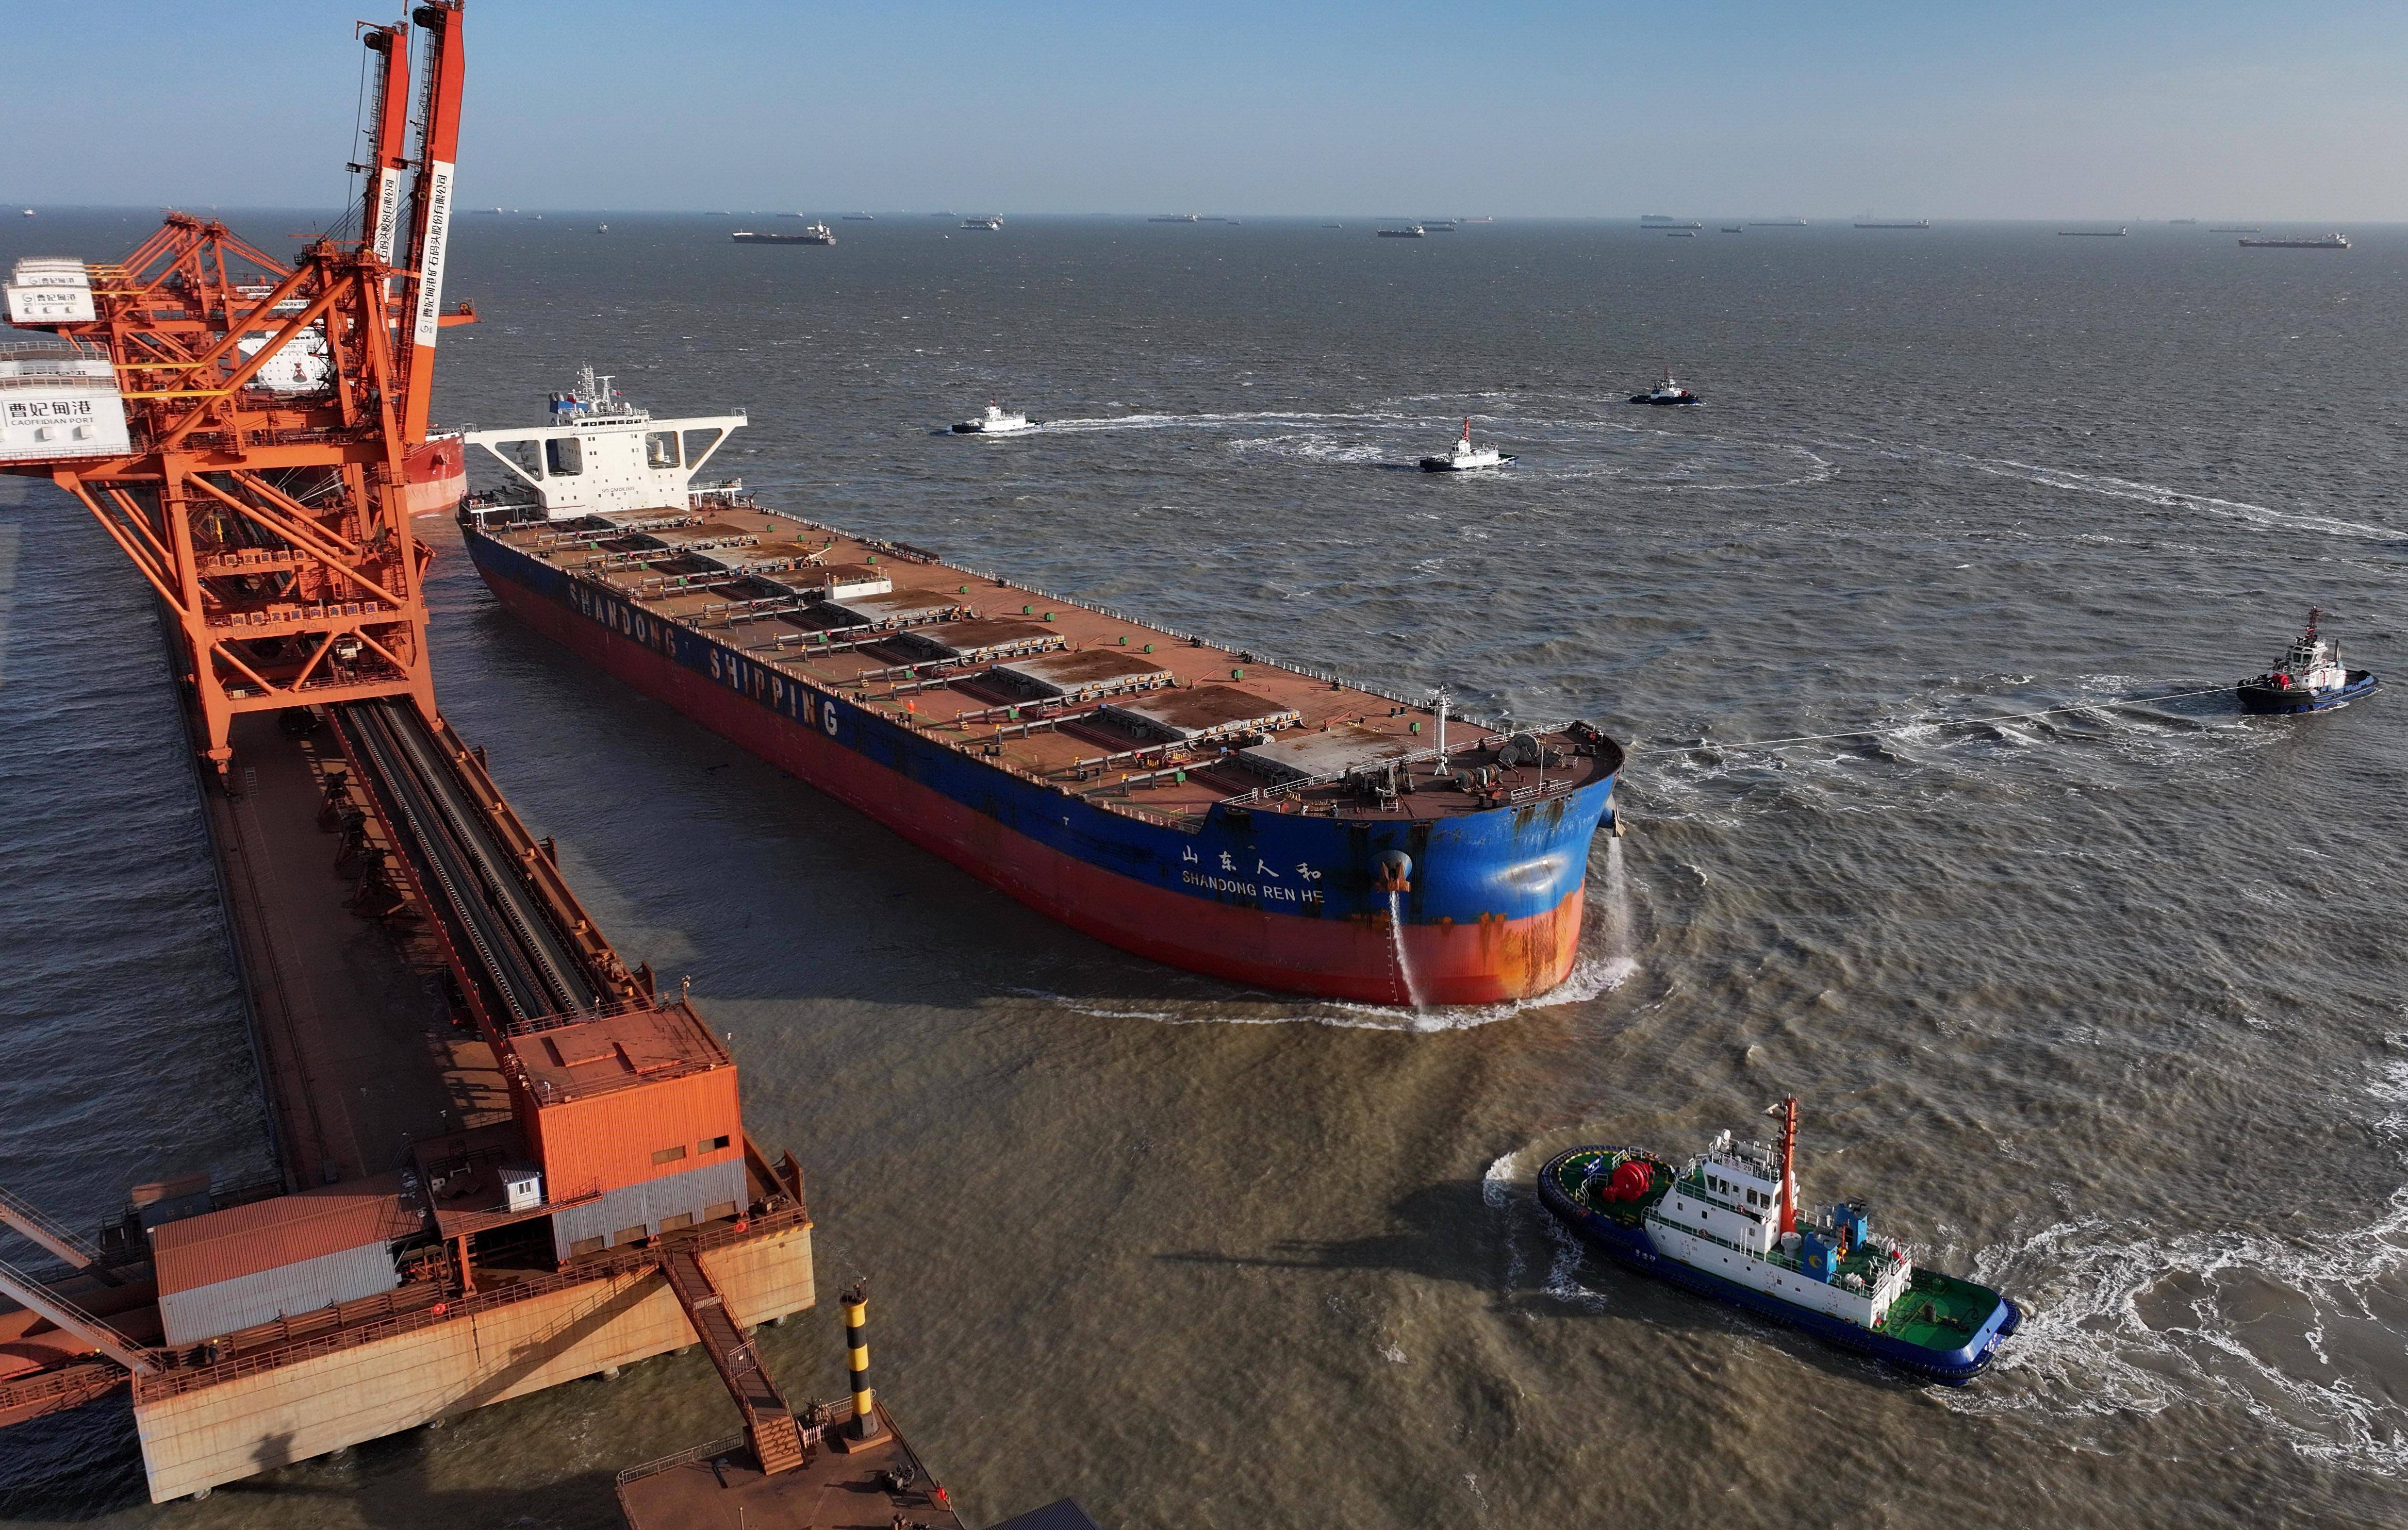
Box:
842, 1280, 885, 1443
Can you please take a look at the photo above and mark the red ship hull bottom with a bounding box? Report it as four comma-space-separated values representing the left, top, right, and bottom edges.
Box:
405, 436, 467, 518
482, 575, 1585, 1005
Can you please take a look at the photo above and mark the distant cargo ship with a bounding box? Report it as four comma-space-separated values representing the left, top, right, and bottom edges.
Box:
1148, 213, 1200, 223
960, 215, 1003, 230
1855, 220, 1929, 229
1378, 225, 1426, 238
1750, 219, 1808, 227
2209, 226, 2261, 233
2057, 227, 2128, 236
2239, 233, 2348, 249
732, 227, 833, 245
1639, 214, 1701, 227
460, 373, 1625, 1005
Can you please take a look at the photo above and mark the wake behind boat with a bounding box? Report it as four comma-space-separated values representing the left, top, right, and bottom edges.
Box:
1419, 417, 1512, 472
952, 402, 1038, 434
2237, 609, 2378, 713
1538, 1099, 2021, 1384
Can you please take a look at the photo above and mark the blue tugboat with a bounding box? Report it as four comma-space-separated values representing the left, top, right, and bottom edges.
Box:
2237, 609, 2378, 713
1537, 1099, 2021, 1384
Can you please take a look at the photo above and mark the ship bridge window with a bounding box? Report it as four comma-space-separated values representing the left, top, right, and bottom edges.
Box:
646, 430, 681, 469
490, 438, 542, 477
545, 436, 584, 476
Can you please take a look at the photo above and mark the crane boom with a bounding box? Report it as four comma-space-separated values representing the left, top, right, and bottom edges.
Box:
399, 2, 467, 445
361, 23, 414, 265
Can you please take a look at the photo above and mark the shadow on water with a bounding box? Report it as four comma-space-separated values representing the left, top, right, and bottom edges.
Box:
1157, 1178, 1936, 1394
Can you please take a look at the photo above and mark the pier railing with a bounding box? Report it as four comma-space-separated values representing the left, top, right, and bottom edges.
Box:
613, 1432, 747, 1487
131, 1203, 814, 1401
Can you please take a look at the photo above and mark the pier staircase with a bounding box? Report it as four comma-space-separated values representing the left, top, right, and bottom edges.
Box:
659, 1246, 806, 1475
0, 1185, 122, 1286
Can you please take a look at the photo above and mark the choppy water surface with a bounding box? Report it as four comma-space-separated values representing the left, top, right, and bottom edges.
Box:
3, 214, 2405, 1527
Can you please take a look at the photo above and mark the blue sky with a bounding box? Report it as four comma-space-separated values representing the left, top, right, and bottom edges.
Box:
6, 1, 2403, 218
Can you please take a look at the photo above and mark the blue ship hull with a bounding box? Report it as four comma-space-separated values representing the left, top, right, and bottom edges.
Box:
2237, 670, 2379, 714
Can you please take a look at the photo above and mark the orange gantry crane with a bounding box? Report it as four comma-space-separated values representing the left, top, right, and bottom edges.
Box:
0, 4, 473, 781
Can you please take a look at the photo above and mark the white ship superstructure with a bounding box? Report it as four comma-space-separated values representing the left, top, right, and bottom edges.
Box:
1419, 417, 1510, 471
463, 367, 746, 519
952, 402, 1034, 434
1640, 1121, 1915, 1331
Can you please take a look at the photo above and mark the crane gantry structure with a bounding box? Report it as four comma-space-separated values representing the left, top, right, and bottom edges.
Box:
1, 3, 472, 780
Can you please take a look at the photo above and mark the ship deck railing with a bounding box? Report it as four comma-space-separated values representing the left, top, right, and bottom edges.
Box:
1648, 1216, 1775, 1263
1219, 731, 1586, 809
565, 502, 1531, 729
500, 508, 1628, 807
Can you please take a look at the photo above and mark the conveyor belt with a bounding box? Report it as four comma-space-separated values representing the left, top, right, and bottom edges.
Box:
336, 698, 596, 1023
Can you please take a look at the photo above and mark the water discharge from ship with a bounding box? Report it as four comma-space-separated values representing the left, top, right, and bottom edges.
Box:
1599, 837, 1637, 985
1386, 890, 1429, 1011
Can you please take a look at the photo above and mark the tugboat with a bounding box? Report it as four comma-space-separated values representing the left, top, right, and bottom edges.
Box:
2237, 609, 2378, 713
1419, 417, 1513, 472
1537, 1099, 2022, 1384
951, 402, 1038, 435
1628, 367, 1701, 406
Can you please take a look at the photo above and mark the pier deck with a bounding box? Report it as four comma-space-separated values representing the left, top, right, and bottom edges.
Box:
0, 673, 819, 1503
615, 1405, 965, 1530
202, 709, 510, 1189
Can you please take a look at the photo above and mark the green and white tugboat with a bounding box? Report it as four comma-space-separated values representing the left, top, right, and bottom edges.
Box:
1538, 1098, 2021, 1383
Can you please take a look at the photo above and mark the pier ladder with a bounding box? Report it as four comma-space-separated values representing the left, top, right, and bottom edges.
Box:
659, 1246, 806, 1474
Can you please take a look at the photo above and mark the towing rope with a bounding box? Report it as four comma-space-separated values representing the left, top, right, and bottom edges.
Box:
1626, 684, 2235, 757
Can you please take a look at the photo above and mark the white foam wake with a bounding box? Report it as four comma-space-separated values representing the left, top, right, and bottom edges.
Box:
1965, 456, 2403, 542
1947, 1189, 2408, 1473
1481, 1148, 1526, 1209
1808, 429, 2404, 544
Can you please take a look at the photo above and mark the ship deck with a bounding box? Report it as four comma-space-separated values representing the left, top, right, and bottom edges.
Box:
474, 499, 1614, 828
1883, 1272, 2006, 1352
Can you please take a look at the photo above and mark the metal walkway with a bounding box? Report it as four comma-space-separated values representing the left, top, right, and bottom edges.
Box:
658, 1246, 806, 1475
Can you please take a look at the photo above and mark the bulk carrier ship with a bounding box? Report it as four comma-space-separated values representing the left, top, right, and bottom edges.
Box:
460, 374, 1625, 1005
